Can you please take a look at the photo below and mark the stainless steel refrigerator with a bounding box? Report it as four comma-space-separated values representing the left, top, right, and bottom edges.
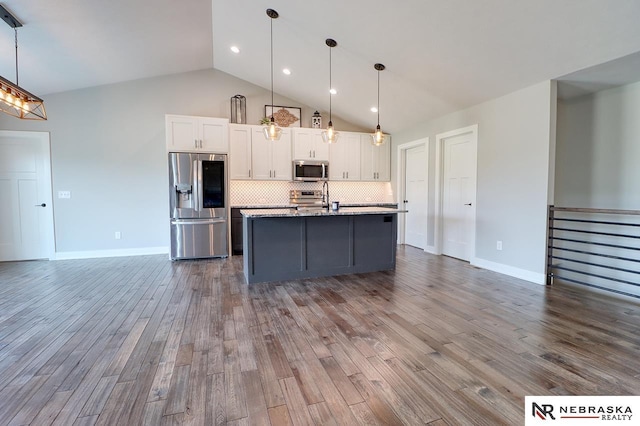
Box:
169, 152, 228, 259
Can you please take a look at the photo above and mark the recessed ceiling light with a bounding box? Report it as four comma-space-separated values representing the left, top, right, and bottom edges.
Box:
282, 68, 291, 75
230, 46, 240, 54
329, 88, 337, 95
370, 107, 378, 113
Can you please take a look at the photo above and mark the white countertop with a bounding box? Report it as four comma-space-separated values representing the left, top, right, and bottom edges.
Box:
240, 206, 406, 218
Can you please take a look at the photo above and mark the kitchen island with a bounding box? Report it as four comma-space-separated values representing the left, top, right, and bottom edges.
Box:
241, 207, 404, 284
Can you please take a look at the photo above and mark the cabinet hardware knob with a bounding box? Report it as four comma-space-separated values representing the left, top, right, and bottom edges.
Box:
403, 200, 408, 203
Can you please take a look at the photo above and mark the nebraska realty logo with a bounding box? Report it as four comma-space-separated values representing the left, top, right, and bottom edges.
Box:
525, 396, 639, 425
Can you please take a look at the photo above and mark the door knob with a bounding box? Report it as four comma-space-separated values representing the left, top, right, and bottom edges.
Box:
464, 203, 472, 206
403, 200, 408, 203
35, 203, 46, 207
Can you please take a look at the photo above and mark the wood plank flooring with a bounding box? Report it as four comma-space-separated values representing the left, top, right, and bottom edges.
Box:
0, 246, 639, 425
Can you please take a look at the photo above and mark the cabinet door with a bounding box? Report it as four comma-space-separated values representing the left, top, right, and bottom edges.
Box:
376, 140, 391, 181
361, 134, 390, 181
251, 128, 272, 180
360, 135, 376, 181
200, 118, 229, 153
312, 132, 329, 161
229, 124, 252, 179
329, 142, 347, 180
271, 129, 292, 180
293, 129, 314, 160
166, 115, 198, 151
342, 133, 361, 180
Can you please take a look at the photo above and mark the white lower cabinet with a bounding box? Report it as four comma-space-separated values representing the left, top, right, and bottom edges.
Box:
360, 134, 391, 181
229, 124, 292, 180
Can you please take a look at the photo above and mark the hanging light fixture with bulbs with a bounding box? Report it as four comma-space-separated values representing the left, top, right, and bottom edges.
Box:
371, 63, 386, 146
0, 5, 46, 120
321, 38, 339, 144
263, 8, 282, 141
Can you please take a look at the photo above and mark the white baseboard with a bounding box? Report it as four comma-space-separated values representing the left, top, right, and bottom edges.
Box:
54, 246, 169, 260
471, 257, 546, 285
424, 245, 437, 255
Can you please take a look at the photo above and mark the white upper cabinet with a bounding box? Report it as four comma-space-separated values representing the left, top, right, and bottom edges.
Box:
229, 124, 252, 180
229, 124, 292, 181
360, 134, 391, 181
251, 127, 292, 181
329, 132, 361, 181
166, 115, 229, 153
292, 128, 329, 161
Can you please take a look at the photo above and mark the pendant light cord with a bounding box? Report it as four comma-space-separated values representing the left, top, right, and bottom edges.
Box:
328, 45, 332, 122
15, 28, 19, 85
270, 17, 274, 114
377, 69, 380, 126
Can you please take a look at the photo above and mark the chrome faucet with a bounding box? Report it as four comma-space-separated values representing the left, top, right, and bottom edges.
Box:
322, 181, 329, 209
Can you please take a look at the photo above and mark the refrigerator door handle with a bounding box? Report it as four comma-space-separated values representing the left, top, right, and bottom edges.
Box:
193, 160, 203, 212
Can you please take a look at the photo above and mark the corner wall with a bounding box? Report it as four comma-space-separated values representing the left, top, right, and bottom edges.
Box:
392, 80, 557, 283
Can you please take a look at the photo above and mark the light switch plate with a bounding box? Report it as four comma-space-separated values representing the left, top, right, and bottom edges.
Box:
58, 190, 71, 199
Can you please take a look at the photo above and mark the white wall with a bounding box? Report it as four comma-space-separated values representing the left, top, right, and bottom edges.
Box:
392, 80, 557, 283
556, 80, 640, 208
0, 68, 366, 256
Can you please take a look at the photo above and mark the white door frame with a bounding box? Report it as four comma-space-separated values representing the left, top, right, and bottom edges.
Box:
434, 124, 478, 260
396, 137, 428, 248
0, 130, 56, 260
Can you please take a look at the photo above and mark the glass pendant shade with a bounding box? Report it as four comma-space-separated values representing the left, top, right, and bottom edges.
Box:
321, 121, 339, 144
371, 124, 386, 146
263, 118, 282, 141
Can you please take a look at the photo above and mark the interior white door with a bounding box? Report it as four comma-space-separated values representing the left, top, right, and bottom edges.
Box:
404, 144, 427, 249
442, 132, 476, 261
0, 131, 54, 261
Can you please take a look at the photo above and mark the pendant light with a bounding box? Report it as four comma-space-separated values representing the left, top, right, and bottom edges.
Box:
321, 39, 339, 144
371, 63, 386, 146
263, 8, 282, 141
0, 5, 46, 120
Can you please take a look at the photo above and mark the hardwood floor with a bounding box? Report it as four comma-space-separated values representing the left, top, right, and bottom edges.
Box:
1, 246, 639, 425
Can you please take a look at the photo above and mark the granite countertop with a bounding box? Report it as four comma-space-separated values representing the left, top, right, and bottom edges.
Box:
241, 206, 407, 218
231, 203, 398, 209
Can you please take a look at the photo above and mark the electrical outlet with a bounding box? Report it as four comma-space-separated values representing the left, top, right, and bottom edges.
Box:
496, 240, 503, 251
115, 231, 121, 240
58, 190, 71, 199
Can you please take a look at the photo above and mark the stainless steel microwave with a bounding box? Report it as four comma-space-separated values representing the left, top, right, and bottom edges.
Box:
292, 160, 329, 181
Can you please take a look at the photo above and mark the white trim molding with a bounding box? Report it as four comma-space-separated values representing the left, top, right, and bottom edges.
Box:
471, 256, 546, 285
55, 246, 169, 260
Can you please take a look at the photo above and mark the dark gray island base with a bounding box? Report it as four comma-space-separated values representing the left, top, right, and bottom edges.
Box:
241, 207, 401, 284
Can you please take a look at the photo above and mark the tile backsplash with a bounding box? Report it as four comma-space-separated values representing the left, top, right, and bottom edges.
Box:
230, 180, 395, 206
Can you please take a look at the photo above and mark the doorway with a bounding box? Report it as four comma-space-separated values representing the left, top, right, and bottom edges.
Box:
435, 125, 477, 262
397, 138, 428, 250
0, 131, 55, 261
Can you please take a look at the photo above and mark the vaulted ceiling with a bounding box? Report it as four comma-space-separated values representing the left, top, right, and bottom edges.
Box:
2, 0, 640, 132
